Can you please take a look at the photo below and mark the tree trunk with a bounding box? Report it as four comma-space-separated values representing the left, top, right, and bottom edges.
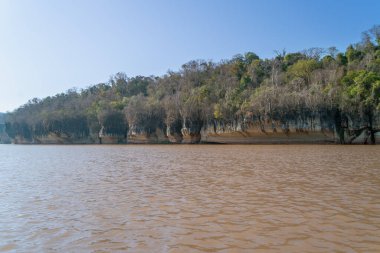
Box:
368, 111, 376, 144
334, 109, 345, 144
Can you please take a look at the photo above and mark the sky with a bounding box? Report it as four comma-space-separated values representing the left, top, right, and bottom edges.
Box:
0, 0, 379, 112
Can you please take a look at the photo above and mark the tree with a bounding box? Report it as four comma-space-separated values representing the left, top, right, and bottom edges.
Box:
341, 70, 380, 143
288, 59, 319, 86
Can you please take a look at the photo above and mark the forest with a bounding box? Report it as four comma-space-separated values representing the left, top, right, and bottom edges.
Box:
4, 26, 380, 144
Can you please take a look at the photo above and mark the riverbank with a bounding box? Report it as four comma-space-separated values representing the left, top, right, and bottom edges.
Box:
9, 126, 380, 145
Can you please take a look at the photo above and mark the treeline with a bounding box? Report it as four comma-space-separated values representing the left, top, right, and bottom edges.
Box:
0, 113, 10, 144
5, 26, 380, 144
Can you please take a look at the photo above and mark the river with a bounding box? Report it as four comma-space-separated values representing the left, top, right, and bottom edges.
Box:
0, 145, 379, 252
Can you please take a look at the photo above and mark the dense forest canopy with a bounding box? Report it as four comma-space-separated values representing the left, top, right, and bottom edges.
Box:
4, 26, 380, 144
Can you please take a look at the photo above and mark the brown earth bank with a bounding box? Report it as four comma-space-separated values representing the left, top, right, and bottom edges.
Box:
10, 124, 379, 144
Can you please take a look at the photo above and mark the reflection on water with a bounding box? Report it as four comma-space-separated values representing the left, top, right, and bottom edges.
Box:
0, 145, 379, 252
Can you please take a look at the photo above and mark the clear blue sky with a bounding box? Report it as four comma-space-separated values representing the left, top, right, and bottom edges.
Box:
0, 0, 379, 112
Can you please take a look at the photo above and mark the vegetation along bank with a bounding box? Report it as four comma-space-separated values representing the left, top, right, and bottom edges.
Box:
3, 26, 380, 144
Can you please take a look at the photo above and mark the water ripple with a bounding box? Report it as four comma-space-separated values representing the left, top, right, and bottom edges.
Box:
0, 144, 379, 252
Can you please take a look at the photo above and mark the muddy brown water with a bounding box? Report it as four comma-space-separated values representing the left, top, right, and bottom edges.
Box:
0, 145, 379, 252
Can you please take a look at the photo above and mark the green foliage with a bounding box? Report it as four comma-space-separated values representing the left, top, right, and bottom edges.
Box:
126, 76, 151, 96
284, 52, 305, 67
322, 55, 335, 67
346, 45, 363, 62
336, 53, 348, 66
213, 103, 222, 119
341, 70, 380, 109
288, 59, 319, 85
244, 52, 260, 64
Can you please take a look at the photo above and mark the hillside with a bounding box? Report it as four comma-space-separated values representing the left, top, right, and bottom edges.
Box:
4, 26, 380, 144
